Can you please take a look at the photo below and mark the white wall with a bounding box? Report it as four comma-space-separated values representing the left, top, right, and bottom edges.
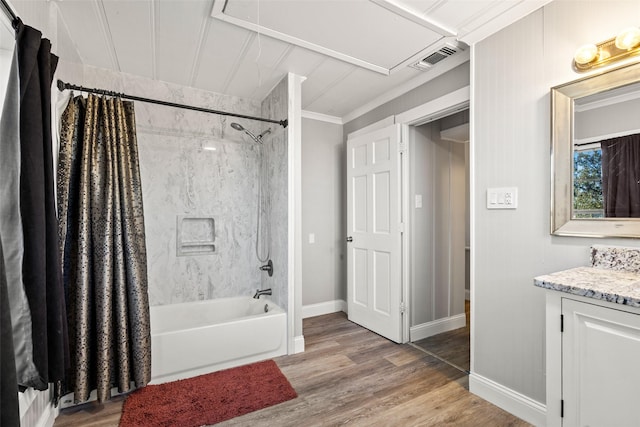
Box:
575, 97, 640, 140
301, 118, 345, 307
472, 0, 640, 415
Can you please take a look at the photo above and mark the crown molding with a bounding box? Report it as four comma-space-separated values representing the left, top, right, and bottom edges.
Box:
301, 110, 343, 125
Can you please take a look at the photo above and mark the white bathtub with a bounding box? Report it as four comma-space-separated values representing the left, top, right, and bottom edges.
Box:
150, 296, 287, 384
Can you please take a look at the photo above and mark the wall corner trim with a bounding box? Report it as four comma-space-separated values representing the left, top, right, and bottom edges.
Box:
19, 387, 58, 427
469, 372, 546, 426
293, 335, 305, 354
302, 299, 347, 319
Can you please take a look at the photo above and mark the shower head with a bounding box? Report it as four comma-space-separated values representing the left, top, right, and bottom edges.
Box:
230, 122, 270, 144
258, 128, 271, 139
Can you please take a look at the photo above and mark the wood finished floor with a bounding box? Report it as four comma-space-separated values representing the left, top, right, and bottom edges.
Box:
54, 311, 529, 427
412, 300, 471, 372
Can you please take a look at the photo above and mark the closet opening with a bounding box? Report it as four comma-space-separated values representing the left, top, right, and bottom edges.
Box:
408, 109, 470, 373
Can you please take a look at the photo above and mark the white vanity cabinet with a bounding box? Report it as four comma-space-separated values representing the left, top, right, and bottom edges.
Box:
546, 270, 640, 427
544, 291, 640, 427
536, 247, 640, 426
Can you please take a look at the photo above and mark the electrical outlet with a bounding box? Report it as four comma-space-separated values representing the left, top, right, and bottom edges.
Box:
487, 187, 518, 209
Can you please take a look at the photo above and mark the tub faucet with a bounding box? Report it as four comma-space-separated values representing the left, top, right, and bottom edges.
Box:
253, 288, 272, 299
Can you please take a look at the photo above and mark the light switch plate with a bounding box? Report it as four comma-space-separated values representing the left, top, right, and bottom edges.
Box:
487, 187, 518, 209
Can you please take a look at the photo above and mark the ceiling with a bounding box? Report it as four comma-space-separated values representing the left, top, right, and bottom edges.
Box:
6, 0, 550, 122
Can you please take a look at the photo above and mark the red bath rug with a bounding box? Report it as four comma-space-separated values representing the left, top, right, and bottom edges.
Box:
119, 360, 297, 426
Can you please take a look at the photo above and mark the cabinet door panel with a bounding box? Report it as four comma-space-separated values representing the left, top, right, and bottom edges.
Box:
563, 298, 640, 426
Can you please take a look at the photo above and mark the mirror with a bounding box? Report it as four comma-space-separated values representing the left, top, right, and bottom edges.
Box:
551, 61, 640, 238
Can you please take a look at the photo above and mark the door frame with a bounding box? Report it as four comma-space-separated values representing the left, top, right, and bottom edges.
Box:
396, 86, 470, 344
346, 86, 470, 344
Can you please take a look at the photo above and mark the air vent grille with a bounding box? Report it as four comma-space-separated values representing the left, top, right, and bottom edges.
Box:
423, 51, 448, 65
410, 41, 465, 71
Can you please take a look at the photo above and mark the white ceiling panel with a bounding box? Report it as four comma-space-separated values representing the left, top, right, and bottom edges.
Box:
194, 19, 254, 94
305, 66, 419, 116
156, 0, 211, 86
301, 58, 357, 109
271, 45, 326, 78
11, 0, 546, 120
225, 35, 292, 98
223, 0, 442, 69
54, 0, 116, 70
102, 1, 154, 78
431, 1, 519, 38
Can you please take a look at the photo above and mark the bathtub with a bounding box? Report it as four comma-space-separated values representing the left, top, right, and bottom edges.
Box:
150, 296, 287, 384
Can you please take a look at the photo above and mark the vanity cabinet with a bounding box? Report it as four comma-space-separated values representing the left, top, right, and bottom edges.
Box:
545, 292, 640, 427
561, 297, 640, 426
536, 247, 640, 426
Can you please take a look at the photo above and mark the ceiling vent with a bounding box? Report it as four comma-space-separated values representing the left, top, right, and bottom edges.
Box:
410, 40, 466, 71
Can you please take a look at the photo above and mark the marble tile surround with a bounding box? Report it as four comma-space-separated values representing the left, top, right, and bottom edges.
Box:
69, 64, 289, 307
260, 76, 289, 311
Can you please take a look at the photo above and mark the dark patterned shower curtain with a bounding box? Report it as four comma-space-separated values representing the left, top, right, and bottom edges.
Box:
58, 94, 151, 403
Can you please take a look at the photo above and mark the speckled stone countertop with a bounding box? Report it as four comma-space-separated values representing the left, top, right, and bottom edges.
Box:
534, 266, 640, 308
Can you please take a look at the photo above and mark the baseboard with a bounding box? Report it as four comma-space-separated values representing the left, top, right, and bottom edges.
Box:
469, 373, 546, 426
410, 313, 466, 341
293, 335, 305, 354
302, 299, 347, 318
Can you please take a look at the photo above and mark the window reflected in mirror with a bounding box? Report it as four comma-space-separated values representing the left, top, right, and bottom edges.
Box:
573, 146, 603, 218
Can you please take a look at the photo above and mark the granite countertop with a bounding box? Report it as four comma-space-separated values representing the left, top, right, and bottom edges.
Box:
534, 266, 640, 308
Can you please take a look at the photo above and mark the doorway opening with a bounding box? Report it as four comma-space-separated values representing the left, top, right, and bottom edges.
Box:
408, 109, 470, 373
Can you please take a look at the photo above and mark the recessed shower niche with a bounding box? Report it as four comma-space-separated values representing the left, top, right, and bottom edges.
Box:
176, 216, 216, 256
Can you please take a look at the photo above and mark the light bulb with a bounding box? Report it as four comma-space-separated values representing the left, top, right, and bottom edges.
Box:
615, 27, 640, 50
574, 44, 598, 65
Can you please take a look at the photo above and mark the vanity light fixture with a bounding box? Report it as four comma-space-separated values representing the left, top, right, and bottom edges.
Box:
573, 26, 640, 71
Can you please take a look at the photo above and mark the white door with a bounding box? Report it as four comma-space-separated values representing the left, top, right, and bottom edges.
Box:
346, 124, 403, 343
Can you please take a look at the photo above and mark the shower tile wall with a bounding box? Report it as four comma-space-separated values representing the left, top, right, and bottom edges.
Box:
77, 65, 267, 306
261, 76, 289, 310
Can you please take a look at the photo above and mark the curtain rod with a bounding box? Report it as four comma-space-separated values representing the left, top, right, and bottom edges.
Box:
56, 79, 288, 128
1, 0, 19, 30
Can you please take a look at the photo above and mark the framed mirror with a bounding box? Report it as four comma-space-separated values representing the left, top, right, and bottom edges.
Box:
551, 61, 640, 238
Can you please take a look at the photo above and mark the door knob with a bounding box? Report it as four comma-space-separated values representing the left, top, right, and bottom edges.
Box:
346, 236, 353, 242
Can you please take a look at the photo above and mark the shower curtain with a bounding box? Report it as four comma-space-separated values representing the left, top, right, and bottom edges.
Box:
1, 18, 67, 423
58, 94, 151, 403
601, 134, 640, 217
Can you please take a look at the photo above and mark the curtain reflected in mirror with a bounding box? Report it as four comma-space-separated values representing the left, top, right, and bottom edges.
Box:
602, 134, 640, 217
573, 133, 640, 218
